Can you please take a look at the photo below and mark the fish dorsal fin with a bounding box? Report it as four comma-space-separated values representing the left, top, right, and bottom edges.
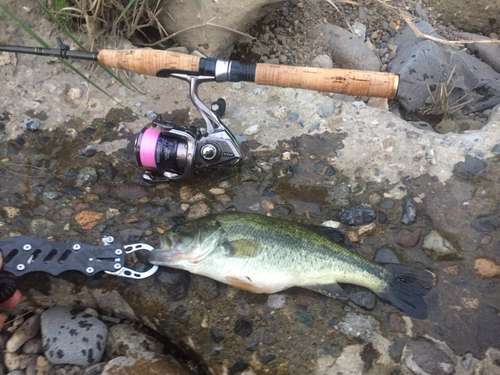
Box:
223, 239, 261, 258
306, 283, 349, 300
301, 224, 346, 246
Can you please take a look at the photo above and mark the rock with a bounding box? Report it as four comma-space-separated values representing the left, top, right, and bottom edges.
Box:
470, 215, 500, 233
474, 347, 500, 374
422, 230, 462, 261
92, 290, 137, 320
210, 328, 225, 343
358, 223, 376, 236
310, 23, 381, 71
106, 324, 164, 357
75, 211, 103, 230
41, 307, 107, 366
461, 32, 500, 73
30, 218, 55, 237
448, 179, 476, 203
377, 212, 388, 224
145, 110, 157, 120
316, 102, 334, 118
209, 188, 225, 195
6, 315, 41, 353
464, 155, 486, 174
157, 269, 191, 301
492, 143, 500, 155
288, 112, 299, 121
22, 338, 43, 355
401, 197, 417, 224
192, 275, 219, 301
345, 286, 376, 310
63, 185, 83, 196
115, 224, 142, 239
337, 206, 376, 226
374, 247, 401, 264
311, 54, 333, 69
474, 258, 500, 278
67, 87, 82, 102
43, 192, 62, 200
187, 202, 211, 219
389, 21, 500, 114
20, 118, 40, 132
315, 345, 364, 375
367, 97, 389, 110
158, 0, 284, 57
395, 228, 421, 248
114, 185, 147, 199
230, 358, 249, 375
388, 313, 406, 333
308, 122, 320, 132
267, 294, 286, 309
234, 317, 253, 337
101, 352, 189, 375
338, 312, 379, 340
294, 308, 314, 327
351, 22, 367, 40
328, 182, 350, 207
402, 338, 456, 375
75, 167, 97, 187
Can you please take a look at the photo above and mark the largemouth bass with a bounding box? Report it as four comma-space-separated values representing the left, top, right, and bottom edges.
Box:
149, 213, 434, 319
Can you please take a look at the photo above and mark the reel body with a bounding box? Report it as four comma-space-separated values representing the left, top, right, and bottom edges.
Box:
134, 72, 242, 183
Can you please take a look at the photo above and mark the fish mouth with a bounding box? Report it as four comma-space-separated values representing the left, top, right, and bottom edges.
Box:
148, 248, 183, 265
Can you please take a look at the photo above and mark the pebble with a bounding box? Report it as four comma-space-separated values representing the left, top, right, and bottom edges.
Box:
464, 155, 485, 174
401, 197, 417, 224
288, 112, 299, 121
294, 308, 314, 327
352, 22, 367, 40
210, 328, 225, 343
230, 358, 249, 375
338, 312, 379, 340
192, 275, 219, 301
337, 206, 376, 226
346, 286, 376, 310
267, 294, 286, 309
308, 122, 320, 132
474, 258, 500, 278
244, 125, 260, 135
75, 167, 97, 187
75, 211, 103, 230
117, 123, 126, 132
328, 182, 350, 207
21, 338, 43, 355
6, 315, 41, 353
470, 215, 500, 233
187, 202, 211, 219
395, 228, 421, 248
377, 211, 387, 223
492, 144, 500, 155
119, 228, 143, 243
261, 354, 276, 365
402, 338, 456, 375
234, 317, 253, 337
20, 118, 40, 132
105, 324, 164, 357
41, 307, 108, 366
145, 110, 158, 120
374, 247, 401, 264
378, 199, 395, 209
157, 269, 191, 301
388, 313, 406, 332
422, 230, 462, 260
43, 191, 62, 200
358, 223, 376, 236
316, 103, 333, 118
209, 187, 225, 195
324, 166, 336, 176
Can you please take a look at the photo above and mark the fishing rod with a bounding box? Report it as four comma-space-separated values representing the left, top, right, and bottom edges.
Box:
0, 41, 400, 183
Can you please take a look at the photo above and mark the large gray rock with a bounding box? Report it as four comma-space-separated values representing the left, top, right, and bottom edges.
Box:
389, 21, 500, 114
461, 32, 500, 74
158, 0, 285, 57
41, 307, 108, 366
309, 23, 381, 71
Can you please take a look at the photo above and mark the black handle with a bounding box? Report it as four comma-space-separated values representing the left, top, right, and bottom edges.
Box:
0, 236, 125, 277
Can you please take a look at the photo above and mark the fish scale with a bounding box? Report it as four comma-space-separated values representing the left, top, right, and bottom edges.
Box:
149, 212, 434, 319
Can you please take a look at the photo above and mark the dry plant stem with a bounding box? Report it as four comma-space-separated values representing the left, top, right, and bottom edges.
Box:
138, 17, 256, 47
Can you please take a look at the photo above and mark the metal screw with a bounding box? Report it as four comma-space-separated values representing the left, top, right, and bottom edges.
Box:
114, 263, 121, 270
86, 267, 94, 274
211, 103, 219, 112
23, 244, 32, 251
115, 249, 123, 255
73, 244, 81, 250
17, 264, 25, 271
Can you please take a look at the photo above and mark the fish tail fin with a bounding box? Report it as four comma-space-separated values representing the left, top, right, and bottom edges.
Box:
379, 263, 434, 319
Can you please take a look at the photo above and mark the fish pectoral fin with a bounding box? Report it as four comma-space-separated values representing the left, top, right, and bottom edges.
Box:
226, 276, 269, 294
222, 239, 261, 258
306, 283, 349, 300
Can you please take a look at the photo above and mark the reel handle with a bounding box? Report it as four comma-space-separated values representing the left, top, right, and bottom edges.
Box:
98, 49, 398, 99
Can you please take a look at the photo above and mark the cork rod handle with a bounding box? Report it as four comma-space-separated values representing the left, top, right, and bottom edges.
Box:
255, 64, 399, 99
97, 49, 200, 76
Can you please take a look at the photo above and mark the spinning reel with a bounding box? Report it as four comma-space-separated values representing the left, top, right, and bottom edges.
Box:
135, 71, 242, 183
